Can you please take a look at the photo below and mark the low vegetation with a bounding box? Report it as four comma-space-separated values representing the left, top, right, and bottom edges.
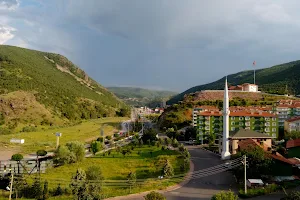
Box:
212, 190, 238, 200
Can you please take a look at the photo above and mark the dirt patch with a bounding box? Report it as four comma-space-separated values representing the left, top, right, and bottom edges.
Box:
0, 146, 21, 160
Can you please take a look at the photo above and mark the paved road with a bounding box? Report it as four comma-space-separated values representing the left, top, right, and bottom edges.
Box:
165, 146, 236, 200
112, 146, 236, 200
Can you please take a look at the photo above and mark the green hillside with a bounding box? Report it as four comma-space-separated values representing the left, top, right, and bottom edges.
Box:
168, 60, 300, 104
107, 86, 176, 107
0, 45, 128, 129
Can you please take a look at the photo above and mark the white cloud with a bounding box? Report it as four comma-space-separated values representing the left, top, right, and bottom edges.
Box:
0, 0, 19, 10
0, 25, 15, 44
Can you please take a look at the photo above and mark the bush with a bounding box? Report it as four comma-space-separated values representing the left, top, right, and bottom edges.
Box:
90, 141, 102, 155
0, 127, 12, 135
97, 137, 104, 142
37, 150, 47, 157
11, 153, 23, 161
53, 184, 64, 196
106, 135, 112, 140
238, 184, 278, 198
65, 141, 85, 162
162, 159, 174, 178
21, 126, 37, 132
211, 190, 238, 200
281, 191, 300, 200
113, 133, 119, 138
144, 191, 166, 200
172, 138, 179, 148
54, 145, 76, 165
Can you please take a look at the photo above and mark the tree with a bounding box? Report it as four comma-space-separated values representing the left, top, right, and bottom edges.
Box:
164, 138, 171, 146
91, 141, 102, 155
31, 178, 43, 200
11, 153, 23, 174
285, 131, 300, 140
53, 184, 63, 196
142, 128, 157, 143
54, 145, 76, 165
70, 168, 88, 200
234, 146, 273, 179
127, 171, 136, 193
144, 191, 166, 200
172, 138, 179, 148
139, 138, 143, 147
42, 181, 49, 200
66, 141, 85, 162
11, 153, 23, 161
97, 137, 104, 143
122, 149, 127, 157
162, 159, 174, 178
37, 150, 47, 157
184, 127, 197, 141
211, 190, 238, 200
86, 166, 103, 199
106, 135, 112, 140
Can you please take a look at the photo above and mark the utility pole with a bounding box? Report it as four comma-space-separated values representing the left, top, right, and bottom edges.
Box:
244, 155, 247, 194
8, 170, 14, 200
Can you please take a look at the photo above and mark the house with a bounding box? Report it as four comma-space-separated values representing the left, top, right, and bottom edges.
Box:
284, 117, 300, 132
286, 139, 300, 159
228, 83, 258, 92
235, 138, 300, 176
218, 129, 274, 154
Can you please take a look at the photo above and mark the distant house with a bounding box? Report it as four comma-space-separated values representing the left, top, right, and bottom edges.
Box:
286, 139, 300, 159
218, 129, 274, 155
284, 116, 300, 132
228, 83, 258, 92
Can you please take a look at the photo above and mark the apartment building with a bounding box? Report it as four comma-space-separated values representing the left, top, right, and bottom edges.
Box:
195, 109, 278, 138
192, 106, 218, 127
274, 100, 300, 127
284, 116, 300, 133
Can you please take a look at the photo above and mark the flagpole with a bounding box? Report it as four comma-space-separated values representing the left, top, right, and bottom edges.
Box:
254, 69, 255, 85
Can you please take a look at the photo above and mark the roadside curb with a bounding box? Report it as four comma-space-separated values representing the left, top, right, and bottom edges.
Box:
200, 147, 221, 157
105, 160, 195, 200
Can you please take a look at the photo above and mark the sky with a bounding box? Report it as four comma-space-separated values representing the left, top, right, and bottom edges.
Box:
1, 0, 300, 92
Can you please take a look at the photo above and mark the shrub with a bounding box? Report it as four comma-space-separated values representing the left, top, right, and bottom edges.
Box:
238, 184, 278, 198
281, 191, 300, 200
161, 145, 166, 150
113, 133, 119, 138
66, 141, 85, 162
211, 190, 238, 200
97, 137, 104, 143
172, 138, 179, 148
54, 145, 76, 165
144, 191, 166, 200
21, 126, 37, 132
11, 153, 23, 161
0, 127, 12, 135
179, 144, 185, 152
37, 150, 47, 157
90, 141, 102, 155
106, 135, 112, 140
53, 184, 64, 196
162, 159, 174, 178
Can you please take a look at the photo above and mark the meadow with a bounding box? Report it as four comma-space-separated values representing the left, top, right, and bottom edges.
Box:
23, 145, 188, 199
0, 117, 127, 154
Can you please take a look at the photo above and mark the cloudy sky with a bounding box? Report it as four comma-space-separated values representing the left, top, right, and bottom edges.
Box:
1, 0, 300, 92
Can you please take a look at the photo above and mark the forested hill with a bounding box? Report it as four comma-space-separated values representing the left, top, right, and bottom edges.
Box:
168, 60, 300, 104
0, 45, 128, 128
107, 87, 177, 107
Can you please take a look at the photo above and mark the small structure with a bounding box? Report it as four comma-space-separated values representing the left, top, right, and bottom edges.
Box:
284, 117, 300, 133
228, 83, 258, 92
218, 129, 274, 155
247, 179, 264, 187
10, 139, 25, 144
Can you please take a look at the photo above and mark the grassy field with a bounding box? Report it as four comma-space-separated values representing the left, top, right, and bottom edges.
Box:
0, 117, 127, 154
24, 145, 187, 199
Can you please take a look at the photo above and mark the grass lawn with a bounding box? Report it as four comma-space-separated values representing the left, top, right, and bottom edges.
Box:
29, 145, 188, 199
287, 146, 300, 158
0, 117, 127, 154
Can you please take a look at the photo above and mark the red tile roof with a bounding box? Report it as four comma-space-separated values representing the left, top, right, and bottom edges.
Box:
199, 110, 276, 117
286, 117, 300, 123
237, 139, 294, 165
286, 139, 300, 149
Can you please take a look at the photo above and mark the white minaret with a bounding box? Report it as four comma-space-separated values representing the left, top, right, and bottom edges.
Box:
221, 77, 231, 160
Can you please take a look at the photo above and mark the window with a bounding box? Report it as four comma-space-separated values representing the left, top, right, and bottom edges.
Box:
205, 121, 210, 125
245, 116, 250, 120
231, 127, 235, 131
239, 122, 244, 126
272, 122, 276, 126
272, 133, 277, 138
231, 122, 235, 125
199, 126, 203, 129
272, 128, 276, 132
199, 121, 203, 124
231, 117, 235, 120
265, 128, 270, 132
245, 127, 250, 130
205, 126, 210, 130
272, 118, 276, 121
245, 122, 250, 126
239, 117, 243, 120
265, 122, 270, 126
265, 117, 270, 121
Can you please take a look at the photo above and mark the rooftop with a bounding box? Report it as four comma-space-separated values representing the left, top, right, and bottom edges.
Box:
230, 129, 274, 139
286, 139, 300, 149
198, 110, 276, 117
286, 116, 300, 123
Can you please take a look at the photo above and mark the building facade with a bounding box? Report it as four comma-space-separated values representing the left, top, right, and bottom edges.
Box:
284, 116, 300, 133
274, 100, 300, 128
195, 109, 279, 139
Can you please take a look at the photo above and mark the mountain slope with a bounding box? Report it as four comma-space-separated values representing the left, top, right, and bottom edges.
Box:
108, 87, 177, 107
0, 45, 128, 128
168, 60, 300, 104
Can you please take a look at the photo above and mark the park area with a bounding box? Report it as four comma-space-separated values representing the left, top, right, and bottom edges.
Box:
11, 143, 188, 199
0, 117, 126, 157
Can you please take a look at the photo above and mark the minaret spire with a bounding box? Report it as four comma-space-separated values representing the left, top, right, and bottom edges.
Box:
221, 77, 231, 160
